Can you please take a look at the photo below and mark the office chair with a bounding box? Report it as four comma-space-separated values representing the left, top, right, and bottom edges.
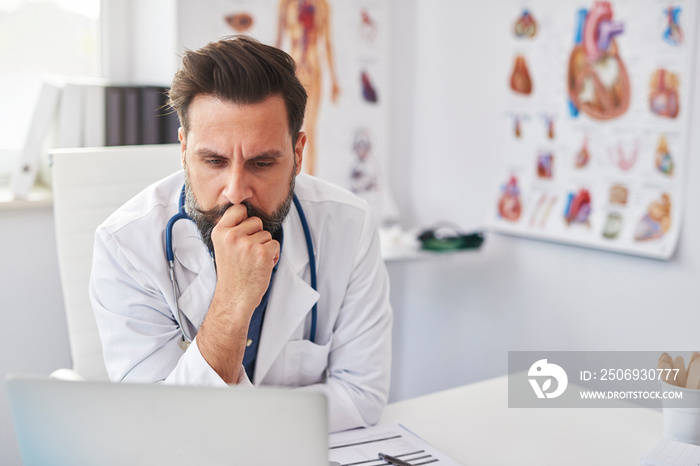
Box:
51, 144, 182, 380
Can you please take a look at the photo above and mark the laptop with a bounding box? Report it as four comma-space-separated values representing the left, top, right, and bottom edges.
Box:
7, 375, 329, 466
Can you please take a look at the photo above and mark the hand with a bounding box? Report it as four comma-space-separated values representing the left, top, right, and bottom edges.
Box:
196, 204, 280, 384
331, 81, 341, 103
210, 204, 280, 318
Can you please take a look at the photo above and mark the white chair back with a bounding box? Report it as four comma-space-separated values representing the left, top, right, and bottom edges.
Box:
51, 144, 182, 380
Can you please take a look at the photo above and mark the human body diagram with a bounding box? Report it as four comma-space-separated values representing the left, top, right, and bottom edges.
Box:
277, 0, 340, 176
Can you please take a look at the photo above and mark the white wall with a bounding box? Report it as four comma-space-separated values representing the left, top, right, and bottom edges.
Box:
0, 207, 71, 466
101, 0, 178, 84
387, 0, 700, 400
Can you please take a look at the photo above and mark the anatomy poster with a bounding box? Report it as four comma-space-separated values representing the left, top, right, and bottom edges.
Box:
176, 0, 398, 221
492, 0, 697, 259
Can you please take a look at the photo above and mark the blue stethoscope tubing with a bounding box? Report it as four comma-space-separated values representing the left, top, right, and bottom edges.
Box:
166, 185, 318, 345
292, 194, 318, 344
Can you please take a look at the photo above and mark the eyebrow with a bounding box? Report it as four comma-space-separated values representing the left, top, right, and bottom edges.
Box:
248, 151, 285, 161
193, 147, 226, 159
193, 148, 285, 161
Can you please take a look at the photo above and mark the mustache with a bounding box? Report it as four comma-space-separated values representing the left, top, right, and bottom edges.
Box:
192, 201, 266, 225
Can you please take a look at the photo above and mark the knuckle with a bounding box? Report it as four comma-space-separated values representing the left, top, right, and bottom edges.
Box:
211, 225, 223, 242
223, 228, 240, 245
240, 236, 254, 250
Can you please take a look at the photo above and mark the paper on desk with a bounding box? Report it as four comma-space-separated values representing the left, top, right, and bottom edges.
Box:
640, 438, 700, 466
329, 423, 461, 466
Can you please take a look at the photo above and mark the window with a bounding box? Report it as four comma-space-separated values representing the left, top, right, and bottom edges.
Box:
0, 0, 100, 182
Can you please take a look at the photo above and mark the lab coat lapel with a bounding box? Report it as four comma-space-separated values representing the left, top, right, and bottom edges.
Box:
253, 208, 319, 385
173, 221, 216, 330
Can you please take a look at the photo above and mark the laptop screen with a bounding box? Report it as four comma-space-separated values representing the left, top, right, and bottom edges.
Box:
7, 375, 328, 466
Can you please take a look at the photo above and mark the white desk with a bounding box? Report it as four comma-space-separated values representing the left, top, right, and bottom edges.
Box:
379, 375, 663, 465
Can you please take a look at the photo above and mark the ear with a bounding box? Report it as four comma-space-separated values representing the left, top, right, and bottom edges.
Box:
294, 131, 306, 176
179, 127, 186, 169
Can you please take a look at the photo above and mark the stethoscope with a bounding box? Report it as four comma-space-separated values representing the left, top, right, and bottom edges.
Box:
166, 185, 318, 345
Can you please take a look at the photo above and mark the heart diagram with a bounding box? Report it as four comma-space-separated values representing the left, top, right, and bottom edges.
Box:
567, 2, 630, 120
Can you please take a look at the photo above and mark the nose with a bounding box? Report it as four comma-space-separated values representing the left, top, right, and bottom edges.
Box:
222, 165, 253, 205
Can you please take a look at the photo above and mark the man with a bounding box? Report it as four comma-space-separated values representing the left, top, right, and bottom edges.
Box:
89, 36, 392, 433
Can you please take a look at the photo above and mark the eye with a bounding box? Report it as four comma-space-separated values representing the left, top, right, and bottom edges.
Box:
252, 160, 274, 170
205, 158, 225, 166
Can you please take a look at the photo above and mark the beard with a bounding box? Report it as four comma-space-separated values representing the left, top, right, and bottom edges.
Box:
184, 162, 296, 253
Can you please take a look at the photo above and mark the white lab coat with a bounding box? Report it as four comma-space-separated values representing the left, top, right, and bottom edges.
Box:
90, 171, 392, 432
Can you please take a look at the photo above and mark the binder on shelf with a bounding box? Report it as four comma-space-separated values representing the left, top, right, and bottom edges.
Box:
123, 86, 141, 145
11, 81, 62, 199
11, 81, 176, 199
162, 103, 181, 144
140, 86, 165, 145
105, 86, 125, 146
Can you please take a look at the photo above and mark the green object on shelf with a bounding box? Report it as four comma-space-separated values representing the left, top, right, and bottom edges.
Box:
418, 227, 485, 252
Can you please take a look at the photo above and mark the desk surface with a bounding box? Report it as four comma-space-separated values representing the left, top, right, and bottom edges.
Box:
379, 375, 663, 465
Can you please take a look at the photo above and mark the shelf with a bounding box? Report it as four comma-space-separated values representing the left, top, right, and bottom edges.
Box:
0, 184, 53, 210
382, 245, 479, 262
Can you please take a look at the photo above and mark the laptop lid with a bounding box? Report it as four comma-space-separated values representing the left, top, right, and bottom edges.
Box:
7, 375, 328, 466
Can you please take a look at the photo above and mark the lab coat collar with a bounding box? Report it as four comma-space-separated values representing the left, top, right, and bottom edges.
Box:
173, 221, 210, 274
279, 196, 315, 274
173, 221, 215, 331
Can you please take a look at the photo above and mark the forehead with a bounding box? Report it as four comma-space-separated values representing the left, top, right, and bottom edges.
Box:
187, 94, 291, 145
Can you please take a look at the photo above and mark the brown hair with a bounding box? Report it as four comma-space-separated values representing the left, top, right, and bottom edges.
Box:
168, 35, 307, 144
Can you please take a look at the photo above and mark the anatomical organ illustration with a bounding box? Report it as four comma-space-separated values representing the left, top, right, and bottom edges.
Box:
663, 6, 683, 46
575, 137, 590, 168
649, 69, 680, 118
513, 9, 537, 38
564, 189, 592, 226
567, 2, 630, 120
537, 152, 554, 179
361, 71, 378, 103
498, 176, 522, 222
225, 12, 254, 32
510, 55, 533, 95
350, 128, 380, 195
655, 135, 674, 175
635, 193, 672, 241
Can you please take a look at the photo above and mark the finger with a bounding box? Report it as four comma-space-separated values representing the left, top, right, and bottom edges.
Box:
272, 246, 280, 267
235, 216, 265, 236
216, 204, 248, 228
268, 240, 281, 266
248, 238, 280, 268
249, 230, 273, 245
256, 237, 280, 259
